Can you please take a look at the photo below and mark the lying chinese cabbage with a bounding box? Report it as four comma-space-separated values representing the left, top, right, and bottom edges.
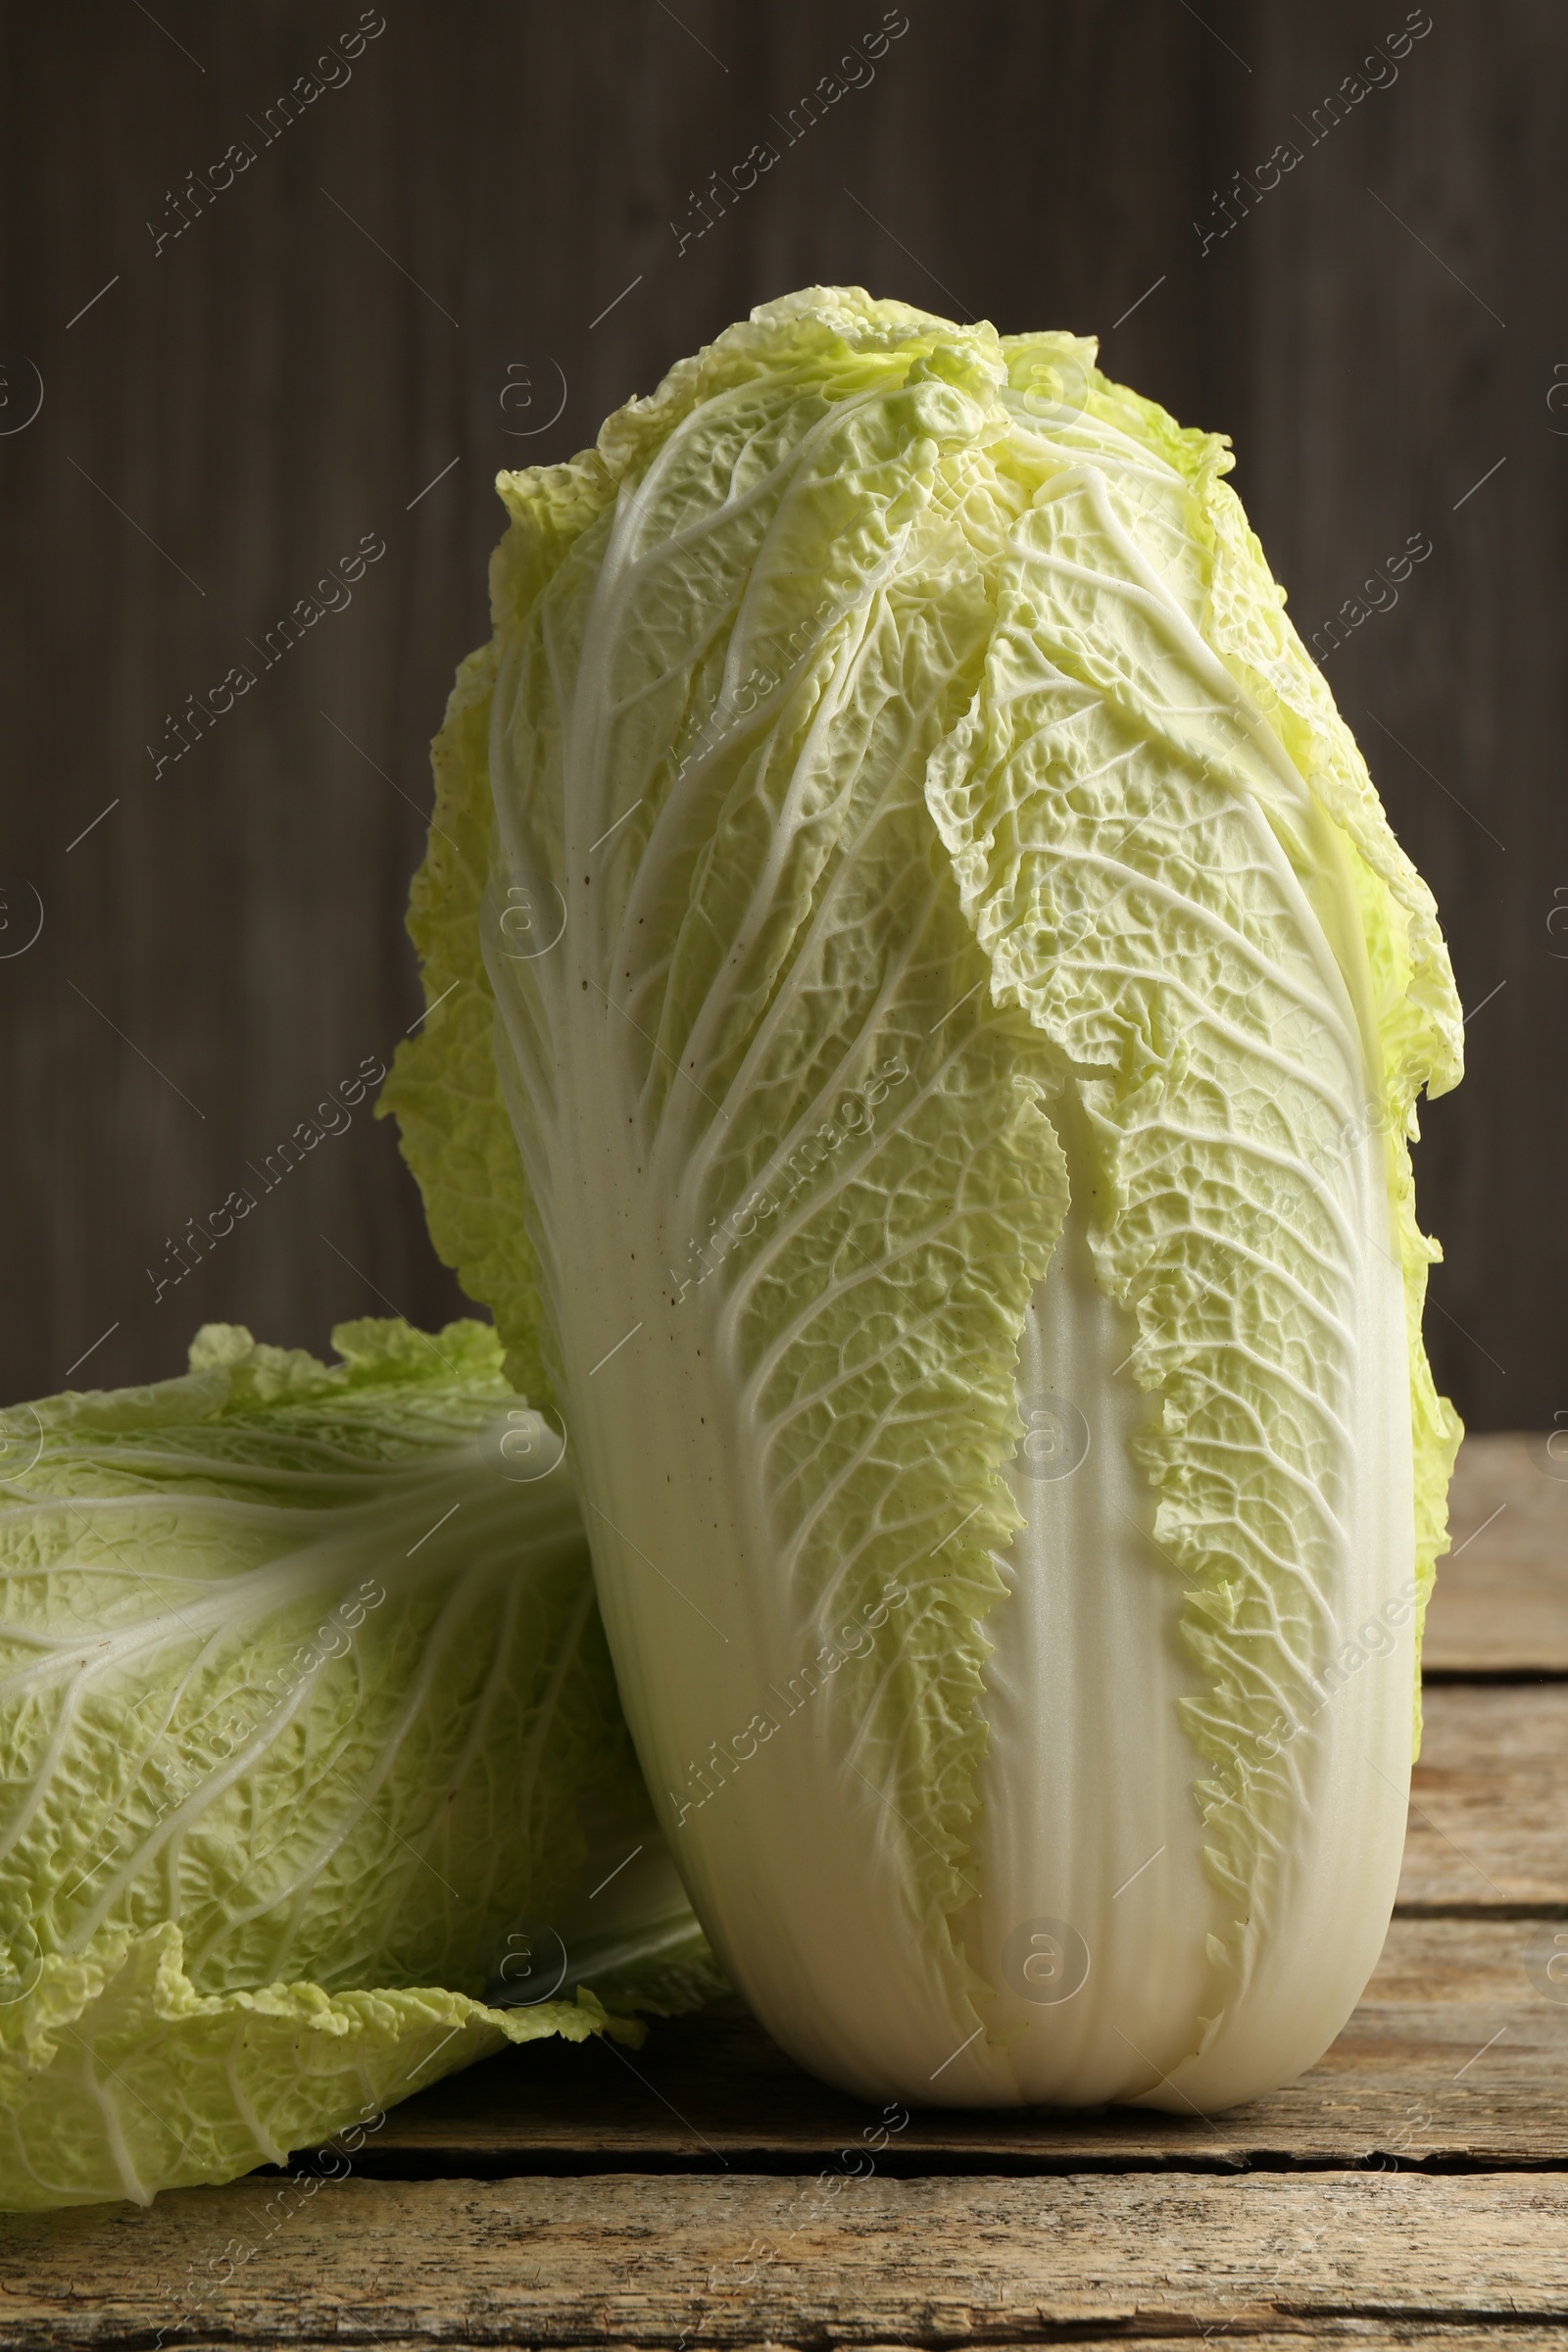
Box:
0, 1317, 714, 2210
385, 288, 1462, 2111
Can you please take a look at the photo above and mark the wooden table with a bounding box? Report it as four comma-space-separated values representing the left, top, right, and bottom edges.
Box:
3, 1434, 1565, 2348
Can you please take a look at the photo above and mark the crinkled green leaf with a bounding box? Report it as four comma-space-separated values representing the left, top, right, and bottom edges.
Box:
0, 1319, 717, 2208
0, 1920, 626, 2213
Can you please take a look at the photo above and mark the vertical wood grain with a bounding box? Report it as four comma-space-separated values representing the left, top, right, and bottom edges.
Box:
0, 1, 1555, 1432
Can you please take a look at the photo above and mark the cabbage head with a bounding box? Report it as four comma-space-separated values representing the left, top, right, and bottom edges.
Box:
385, 288, 1462, 2111
0, 1316, 712, 2209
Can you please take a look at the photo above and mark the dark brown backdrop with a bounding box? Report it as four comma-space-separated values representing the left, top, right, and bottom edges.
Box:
0, 1, 1559, 1430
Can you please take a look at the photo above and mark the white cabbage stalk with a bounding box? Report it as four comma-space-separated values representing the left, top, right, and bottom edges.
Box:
0, 1317, 713, 2210
388, 289, 1463, 2110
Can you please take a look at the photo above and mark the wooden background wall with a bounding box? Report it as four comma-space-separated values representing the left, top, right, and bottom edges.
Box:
0, 0, 1560, 1432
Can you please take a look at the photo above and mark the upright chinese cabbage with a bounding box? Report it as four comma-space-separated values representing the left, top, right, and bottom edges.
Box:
385, 288, 1462, 2111
0, 1317, 714, 2211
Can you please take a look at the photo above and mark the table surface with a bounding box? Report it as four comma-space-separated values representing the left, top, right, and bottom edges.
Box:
3, 1432, 1566, 2349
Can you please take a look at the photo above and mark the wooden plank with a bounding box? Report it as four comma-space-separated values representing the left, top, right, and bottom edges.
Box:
6, 2169, 1568, 2347
1423, 1435, 1568, 1674
361, 1918, 1566, 2171
1399, 1683, 1568, 1908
